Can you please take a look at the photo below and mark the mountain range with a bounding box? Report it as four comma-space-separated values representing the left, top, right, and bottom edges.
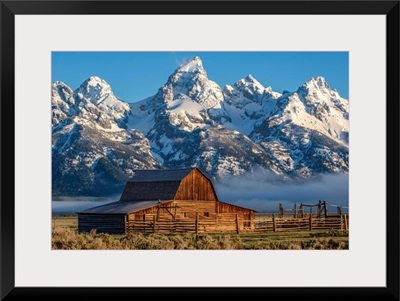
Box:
52, 56, 349, 196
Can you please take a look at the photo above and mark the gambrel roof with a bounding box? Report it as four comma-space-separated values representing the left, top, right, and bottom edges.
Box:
127, 168, 195, 182
119, 167, 213, 202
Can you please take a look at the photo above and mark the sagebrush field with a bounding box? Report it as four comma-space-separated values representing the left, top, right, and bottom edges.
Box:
52, 215, 348, 250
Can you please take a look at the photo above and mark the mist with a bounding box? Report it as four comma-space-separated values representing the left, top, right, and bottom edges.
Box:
52, 195, 120, 213
214, 170, 349, 213
52, 172, 349, 214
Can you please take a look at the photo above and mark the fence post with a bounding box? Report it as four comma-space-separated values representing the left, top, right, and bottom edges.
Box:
153, 215, 156, 233
317, 200, 322, 217
309, 214, 313, 231
294, 203, 297, 218
344, 214, 348, 230
340, 214, 344, 230
235, 214, 240, 234
323, 201, 328, 218
195, 212, 199, 235
272, 214, 276, 232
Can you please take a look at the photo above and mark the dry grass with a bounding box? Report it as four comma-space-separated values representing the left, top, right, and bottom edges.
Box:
52, 227, 245, 250
52, 215, 348, 250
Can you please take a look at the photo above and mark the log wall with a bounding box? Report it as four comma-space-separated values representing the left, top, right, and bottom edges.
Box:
173, 200, 216, 219
127, 201, 180, 221
78, 214, 126, 234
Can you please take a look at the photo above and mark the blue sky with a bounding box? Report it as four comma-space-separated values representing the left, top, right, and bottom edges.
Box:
52, 51, 349, 102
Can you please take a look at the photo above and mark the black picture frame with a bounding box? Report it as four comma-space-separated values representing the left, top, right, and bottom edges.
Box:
1, 1, 399, 300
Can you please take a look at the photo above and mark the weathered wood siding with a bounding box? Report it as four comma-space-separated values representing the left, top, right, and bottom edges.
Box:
78, 214, 126, 234
218, 202, 254, 215
127, 201, 174, 221
174, 169, 217, 201
173, 200, 216, 219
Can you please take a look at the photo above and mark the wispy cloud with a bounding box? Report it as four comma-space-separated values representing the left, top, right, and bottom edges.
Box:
171, 53, 192, 68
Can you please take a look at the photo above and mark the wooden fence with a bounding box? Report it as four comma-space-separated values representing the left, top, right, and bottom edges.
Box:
126, 213, 242, 234
125, 213, 349, 234
255, 214, 349, 232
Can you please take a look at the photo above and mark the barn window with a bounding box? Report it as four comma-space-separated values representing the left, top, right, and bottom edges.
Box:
204, 212, 209, 217
183, 212, 187, 218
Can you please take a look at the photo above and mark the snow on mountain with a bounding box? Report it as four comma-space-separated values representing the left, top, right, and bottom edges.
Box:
129, 56, 224, 134
221, 74, 281, 135
51, 81, 76, 125
74, 76, 131, 129
250, 76, 349, 177
167, 56, 224, 110
128, 58, 348, 180
52, 56, 349, 196
51, 78, 160, 196
52, 77, 132, 131
126, 57, 277, 178
296, 76, 349, 144
195, 126, 276, 178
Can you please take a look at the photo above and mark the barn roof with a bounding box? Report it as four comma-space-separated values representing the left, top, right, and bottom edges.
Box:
218, 201, 258, 213
120, 167, 214, 202
77, 200, 171, 214
127, 168, 195, 182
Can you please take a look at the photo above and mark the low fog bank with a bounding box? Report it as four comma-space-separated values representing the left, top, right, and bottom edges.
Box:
51, 171, 349, 214
52, 195, 120, 213
214, 171, 349, 213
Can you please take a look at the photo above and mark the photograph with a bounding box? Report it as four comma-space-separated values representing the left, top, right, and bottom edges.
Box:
2, 0, 398, 300
51, 51, 350, 250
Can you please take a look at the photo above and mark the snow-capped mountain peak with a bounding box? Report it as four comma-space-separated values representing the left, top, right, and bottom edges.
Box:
245, 74, 256, 81
297, 76, 348, 113
52, 81, 75, 103
243, 74, 258, 83
78, 76, 130, 119
235, 74, 265, 95
52, 76, 131, 130
52, 80, 71, 89
168, 57, 207, 86
302, 76, 330, 92
51, 81, 76, 126
160, 56, 224, 111
224, 74, 279, 107
76, 76, 114, 105
177, 56, 204, 73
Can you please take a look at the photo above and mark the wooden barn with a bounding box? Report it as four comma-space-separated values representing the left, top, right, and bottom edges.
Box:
77, 167, 256, 234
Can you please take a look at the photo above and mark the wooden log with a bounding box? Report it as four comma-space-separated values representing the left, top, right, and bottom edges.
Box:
153, 215, 156, 233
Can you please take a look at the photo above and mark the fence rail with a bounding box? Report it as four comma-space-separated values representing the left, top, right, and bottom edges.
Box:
125, 214, 349, 234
